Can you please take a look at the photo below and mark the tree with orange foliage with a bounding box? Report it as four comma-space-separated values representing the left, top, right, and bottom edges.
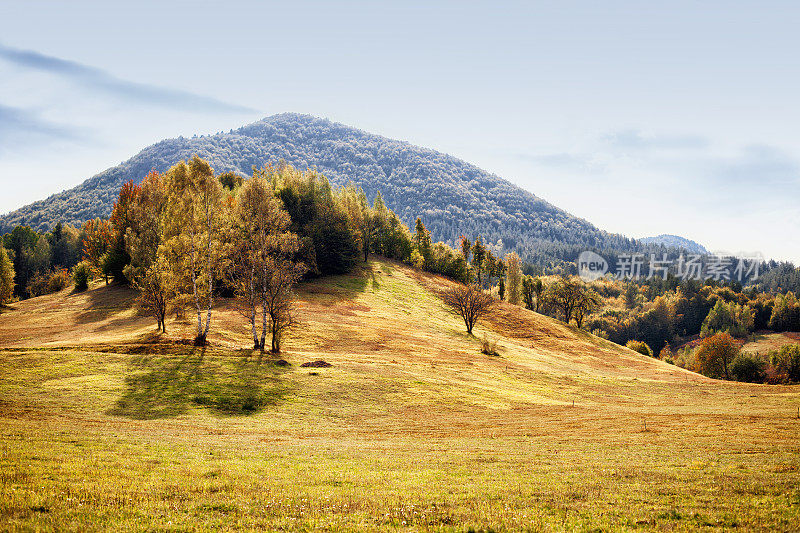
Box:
81, 218, 113, 283
695, 332, 739, 380
103, 180, 138, 282
123, 171, 171, 332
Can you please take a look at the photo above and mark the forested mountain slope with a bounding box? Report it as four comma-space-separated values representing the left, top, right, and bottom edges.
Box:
1, 113, 654, 267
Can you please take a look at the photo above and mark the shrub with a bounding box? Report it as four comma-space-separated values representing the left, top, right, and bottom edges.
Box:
626, 340, 653, 357
658, 344, 673, 361
72, 261, 92, 292
671, 347, 696, 370
730, 353, 766, 383
28, 269, 70, 297
481, 334, 500, 356
48, 269, 71, 293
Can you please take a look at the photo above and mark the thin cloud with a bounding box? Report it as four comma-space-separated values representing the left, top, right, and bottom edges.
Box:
0, 104, 86, 150
0, 43, 257, 114
708, 144, 800, 188
602, 129, 709, 150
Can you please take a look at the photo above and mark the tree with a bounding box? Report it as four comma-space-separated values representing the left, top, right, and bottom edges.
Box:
624, 284, 639, 309
695, 332, 738, 380
460, 236, 471, 263
730, 353, 766, 383
505, 252, 522, 305
532, 277, 544, 312
4, 226, 38, 297
104, 180, 137, 282
471, 237, 487, 285
769, 292, 800, 332
232, 175, 304, 351
414, 218, 433, 268
573, 288, 600, 329
123, 171, 171, 332
521, 276, 535, 310
218, 171, 243, 191
161, 157, 229, 345
134, 258, 171, 333
81, 218, 113, 283
550, 277, 582, 324
49, 222, 81, 269
0, 246, 14, 303
371, 191, 388, 256
442, 283, 495, 335
701, 299, 754, 338
626, 340, 653, 357
261, 255, 306, 353
769, 344, 800, 382
340, 185, 375, 263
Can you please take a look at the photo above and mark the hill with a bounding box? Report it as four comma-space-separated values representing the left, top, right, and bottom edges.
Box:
640, 234, 708, 255
0, 113, 667, 267
1, 257, 798, 530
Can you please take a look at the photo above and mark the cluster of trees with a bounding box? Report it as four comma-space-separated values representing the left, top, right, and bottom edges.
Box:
5, 157, 484, 349
79, 158, 419, 348
755, 262, 800, 294
583, 279, 800, 359
669, 333, 800, 384
453, 256, 800, 384
0, 222, 83, 301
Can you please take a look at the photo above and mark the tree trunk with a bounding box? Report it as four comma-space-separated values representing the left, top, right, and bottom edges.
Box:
249, 267, 258, 349
271, 313, 280, 353
259, 265, 268, 351
203, 274, 213, 341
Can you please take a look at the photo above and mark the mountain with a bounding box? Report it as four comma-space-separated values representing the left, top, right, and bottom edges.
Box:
1, 113, 664, 267
639, 234, 707, 255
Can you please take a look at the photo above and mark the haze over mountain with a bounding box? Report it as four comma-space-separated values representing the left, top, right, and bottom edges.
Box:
640, 234, 707, 255
1, 113, 667, 267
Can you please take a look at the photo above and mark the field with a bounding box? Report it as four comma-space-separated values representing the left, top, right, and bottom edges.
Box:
0, 259, 798, 531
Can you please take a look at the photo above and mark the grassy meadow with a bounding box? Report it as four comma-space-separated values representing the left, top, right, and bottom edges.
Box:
0, 259, 798, 531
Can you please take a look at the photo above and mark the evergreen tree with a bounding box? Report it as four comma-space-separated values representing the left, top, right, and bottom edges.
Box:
460, 236, 471, 263
471, 236, 487, 285
414, 218, 433, 268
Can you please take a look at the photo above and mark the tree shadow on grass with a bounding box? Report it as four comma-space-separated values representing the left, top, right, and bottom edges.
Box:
303, 259, 402, 300
109, 350, 291, 419
74, 283, 139, 324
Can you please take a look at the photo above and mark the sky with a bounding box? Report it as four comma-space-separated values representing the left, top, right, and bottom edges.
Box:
1, 1, 799, 263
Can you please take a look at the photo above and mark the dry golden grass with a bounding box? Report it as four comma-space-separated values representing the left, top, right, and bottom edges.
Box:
0, 259, 798, 531
741, 331, 800, 355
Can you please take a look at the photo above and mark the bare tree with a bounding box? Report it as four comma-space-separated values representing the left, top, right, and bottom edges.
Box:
261, 255, 306, 353
442, 283, 495, 335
